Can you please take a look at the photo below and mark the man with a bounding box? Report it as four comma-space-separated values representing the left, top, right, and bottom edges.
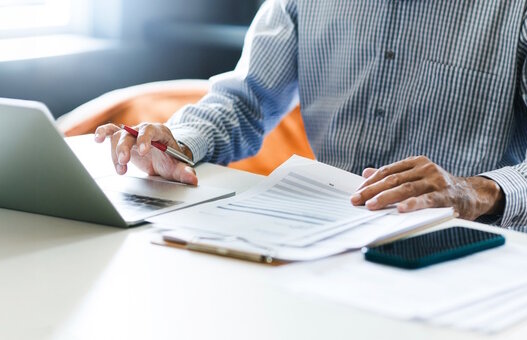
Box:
95, 1, 527, 231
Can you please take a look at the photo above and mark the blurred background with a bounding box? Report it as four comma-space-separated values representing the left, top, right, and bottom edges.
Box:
0, 0, 264, 117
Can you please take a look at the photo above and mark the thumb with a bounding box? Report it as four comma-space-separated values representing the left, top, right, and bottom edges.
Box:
172, 162, 199, 186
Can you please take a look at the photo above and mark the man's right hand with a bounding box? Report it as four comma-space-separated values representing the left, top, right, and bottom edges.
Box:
94, 123, 198, 185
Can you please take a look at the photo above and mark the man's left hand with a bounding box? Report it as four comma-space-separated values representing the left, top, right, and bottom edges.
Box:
351, 156, 504, 220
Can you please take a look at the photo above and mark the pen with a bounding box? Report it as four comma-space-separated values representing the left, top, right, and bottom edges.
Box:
121, 125, 195, 167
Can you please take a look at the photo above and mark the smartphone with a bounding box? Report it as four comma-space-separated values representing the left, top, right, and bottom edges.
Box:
363, 226, 505, 269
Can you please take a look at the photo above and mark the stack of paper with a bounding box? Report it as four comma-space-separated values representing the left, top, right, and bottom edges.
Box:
276, 243, 527, 333
150, 156, 453, 262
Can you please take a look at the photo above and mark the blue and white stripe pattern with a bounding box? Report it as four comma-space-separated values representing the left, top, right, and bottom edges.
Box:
168, 0, 527, 231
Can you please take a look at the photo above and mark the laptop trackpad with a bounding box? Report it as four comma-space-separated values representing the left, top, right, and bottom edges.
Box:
95, 175, 235, 223
96, 175, 234, 205
96, 175, 191, 200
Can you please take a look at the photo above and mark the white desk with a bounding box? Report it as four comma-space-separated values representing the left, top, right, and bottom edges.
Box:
1, 135, 527, 340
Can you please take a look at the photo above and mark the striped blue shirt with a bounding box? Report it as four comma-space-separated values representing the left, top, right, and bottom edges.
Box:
168, 0, 527, 232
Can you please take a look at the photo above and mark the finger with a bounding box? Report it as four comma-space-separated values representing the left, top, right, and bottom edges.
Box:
115, 132, 136, 166
364, 179, 435, 210
135, 124, 159, 155
352, 169, 423, 205
357, 156, 426, 191
397, 192, 447, 213
130, 148, 156, 176
153, 158, 198, 186
135, 124, 174, 156
94, 123, 120, 143
362, 168, 377, 178
136, 125, 155, 155
179, 165, 198, 186
110, 131, 127, 175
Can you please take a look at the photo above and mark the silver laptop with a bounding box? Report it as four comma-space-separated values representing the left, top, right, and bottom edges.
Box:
0, 98, 235, 227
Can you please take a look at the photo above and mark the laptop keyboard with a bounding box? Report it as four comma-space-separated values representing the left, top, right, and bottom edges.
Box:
108, 191, 182, 212
122, 193, 181, 209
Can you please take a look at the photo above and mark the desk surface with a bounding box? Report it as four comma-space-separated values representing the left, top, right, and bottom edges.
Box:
1, 135, 526, 340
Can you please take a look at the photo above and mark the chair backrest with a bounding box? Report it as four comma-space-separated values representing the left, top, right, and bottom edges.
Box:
58, 80, 314, 175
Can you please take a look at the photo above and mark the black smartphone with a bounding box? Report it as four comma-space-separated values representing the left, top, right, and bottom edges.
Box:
363, 226, 505, 269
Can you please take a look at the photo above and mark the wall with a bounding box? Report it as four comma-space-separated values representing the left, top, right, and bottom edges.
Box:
0, 0, 262, 117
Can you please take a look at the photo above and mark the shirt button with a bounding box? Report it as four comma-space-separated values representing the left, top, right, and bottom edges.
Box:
375, 108, 385, 118
385, 50, 395, 60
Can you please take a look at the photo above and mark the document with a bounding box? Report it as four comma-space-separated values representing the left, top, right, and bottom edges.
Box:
151, 156, 454, 262
276, 243, 527, 333
153, 156, 387, 246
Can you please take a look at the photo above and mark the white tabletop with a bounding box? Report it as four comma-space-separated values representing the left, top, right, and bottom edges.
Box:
1, 135, 526, 340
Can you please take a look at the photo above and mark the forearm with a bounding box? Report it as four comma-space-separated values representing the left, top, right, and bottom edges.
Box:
167, 92, 266, 165
167, 0, 299, 165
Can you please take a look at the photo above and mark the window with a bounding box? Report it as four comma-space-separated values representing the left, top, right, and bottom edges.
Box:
0, 0, 72, 31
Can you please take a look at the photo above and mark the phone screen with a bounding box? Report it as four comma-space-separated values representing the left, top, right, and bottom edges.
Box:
364, 226, 505, 269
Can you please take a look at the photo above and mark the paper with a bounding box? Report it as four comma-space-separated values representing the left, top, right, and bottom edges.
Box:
153, 155, 387, 247
152, 155, 454, 261
431, 285, 527, 333
299, 207, 453, 250
276, 243, 527, 332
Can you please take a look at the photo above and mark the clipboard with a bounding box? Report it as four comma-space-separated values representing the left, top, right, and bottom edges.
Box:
148, 156, 455, 264
151, 214, 454, 265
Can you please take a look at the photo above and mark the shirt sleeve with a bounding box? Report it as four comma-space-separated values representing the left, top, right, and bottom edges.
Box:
166, 0, 299, 165
479, 13, 527, 232
480, 165, 527, 231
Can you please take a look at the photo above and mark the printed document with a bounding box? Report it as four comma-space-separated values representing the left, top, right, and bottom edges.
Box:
152, 156, 387, 245
151, 156, 453, 261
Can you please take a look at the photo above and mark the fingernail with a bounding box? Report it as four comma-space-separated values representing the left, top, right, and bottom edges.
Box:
351, 194, 361, 204
366, 197, 378, 208
118, 152, 126, 164
95, 133, 100, 139
185, 166, 195, 175
139, 144, 146, 154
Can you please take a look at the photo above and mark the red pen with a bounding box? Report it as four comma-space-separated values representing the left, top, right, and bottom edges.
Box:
121, 125, 195, 167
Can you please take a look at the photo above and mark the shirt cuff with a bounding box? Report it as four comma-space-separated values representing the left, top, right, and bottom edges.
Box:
480, 166, 527, 230
166, 125, 209, 164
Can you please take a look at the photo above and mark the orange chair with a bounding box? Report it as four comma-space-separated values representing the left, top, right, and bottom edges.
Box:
57, 79, 315, 175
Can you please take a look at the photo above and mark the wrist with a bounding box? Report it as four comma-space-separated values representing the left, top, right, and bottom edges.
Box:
176, 140, 194, 162
468, 176, 505, 216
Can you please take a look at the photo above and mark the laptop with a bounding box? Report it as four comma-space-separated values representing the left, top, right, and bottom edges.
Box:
0, 98, 235, 227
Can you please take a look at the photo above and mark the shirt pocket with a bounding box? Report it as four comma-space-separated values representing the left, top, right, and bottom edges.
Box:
408, 59, 503, 176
